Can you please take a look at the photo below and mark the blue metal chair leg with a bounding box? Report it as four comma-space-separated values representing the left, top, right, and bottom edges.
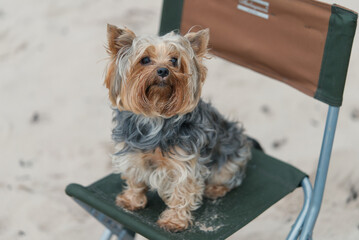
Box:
299, 106, 340, 240
71, 198, 135, 240
101, 229, 113, 240
287, 177, 313, 240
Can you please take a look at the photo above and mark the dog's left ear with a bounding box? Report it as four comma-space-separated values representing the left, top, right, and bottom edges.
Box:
107, 24, 136, 57
185, 28, 209, 58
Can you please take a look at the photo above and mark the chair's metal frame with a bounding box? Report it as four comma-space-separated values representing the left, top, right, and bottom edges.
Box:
70, 106, 340, 240
287, 177, 313, 240
288, 106, 340, 240
73, 199, 135, 240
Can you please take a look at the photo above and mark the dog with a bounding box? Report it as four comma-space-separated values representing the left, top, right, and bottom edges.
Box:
104, 24, 251, 232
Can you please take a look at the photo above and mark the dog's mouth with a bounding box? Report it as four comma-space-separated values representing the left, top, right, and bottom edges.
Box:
145, 77, 174, 100
146, 80, 171, 90
145, 84, 173, 116
139, 73, 190, 117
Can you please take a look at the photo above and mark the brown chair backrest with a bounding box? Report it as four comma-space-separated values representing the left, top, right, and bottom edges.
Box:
159, 0, 357, 106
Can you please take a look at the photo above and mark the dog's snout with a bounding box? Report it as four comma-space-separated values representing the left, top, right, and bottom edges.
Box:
157, 68, 169, 78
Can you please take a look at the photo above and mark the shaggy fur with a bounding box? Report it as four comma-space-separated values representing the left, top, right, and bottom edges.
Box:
112, 99, 250, 185
104, 24, 251, 232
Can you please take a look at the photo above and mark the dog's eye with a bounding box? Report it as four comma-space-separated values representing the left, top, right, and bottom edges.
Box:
140, 57, 151, 65
170, 57, 178, 67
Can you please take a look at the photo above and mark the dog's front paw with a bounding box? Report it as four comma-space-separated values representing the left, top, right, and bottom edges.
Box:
157, 208, 191, 232
115, 190, 147, 211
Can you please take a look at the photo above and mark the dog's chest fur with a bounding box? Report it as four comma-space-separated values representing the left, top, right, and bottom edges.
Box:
141, 148, 176, 169
112, 99, 246, 168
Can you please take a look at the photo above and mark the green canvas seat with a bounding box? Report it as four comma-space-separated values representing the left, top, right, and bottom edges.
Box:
66, 148, 306, 240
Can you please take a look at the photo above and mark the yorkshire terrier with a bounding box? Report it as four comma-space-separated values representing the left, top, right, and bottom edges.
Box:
104, 24, 251, 232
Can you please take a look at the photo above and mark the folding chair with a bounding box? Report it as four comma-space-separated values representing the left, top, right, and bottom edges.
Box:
65, 0, 357, 239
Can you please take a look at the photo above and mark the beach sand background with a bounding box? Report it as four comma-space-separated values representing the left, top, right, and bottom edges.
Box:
0, 0, 358, 239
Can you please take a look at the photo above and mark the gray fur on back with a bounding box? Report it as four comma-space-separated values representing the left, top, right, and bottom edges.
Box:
112, 99, 249, 169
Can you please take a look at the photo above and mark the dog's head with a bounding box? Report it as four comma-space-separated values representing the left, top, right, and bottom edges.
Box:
104, 24, 209, 118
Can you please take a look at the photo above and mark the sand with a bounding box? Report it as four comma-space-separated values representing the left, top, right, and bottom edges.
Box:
0, 0, 358, 239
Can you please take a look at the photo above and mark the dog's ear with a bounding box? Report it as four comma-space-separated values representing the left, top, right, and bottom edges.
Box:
105, 24, 135, 107
104, 59, 120, 106
107, 24, 136, 57
185, 28, 209, 58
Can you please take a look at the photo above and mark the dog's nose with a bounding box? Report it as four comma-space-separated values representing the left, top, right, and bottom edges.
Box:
157, 68, 169, 78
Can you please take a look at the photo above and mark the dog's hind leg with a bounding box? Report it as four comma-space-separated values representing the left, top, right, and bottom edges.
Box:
204, 146, 251, 200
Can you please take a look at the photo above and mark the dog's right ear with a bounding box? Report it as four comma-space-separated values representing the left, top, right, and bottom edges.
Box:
107, 24, 135, 57
105, 25, 135, 106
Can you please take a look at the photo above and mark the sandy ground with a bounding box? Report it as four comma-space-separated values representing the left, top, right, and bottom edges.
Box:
0, 0, 358, 239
